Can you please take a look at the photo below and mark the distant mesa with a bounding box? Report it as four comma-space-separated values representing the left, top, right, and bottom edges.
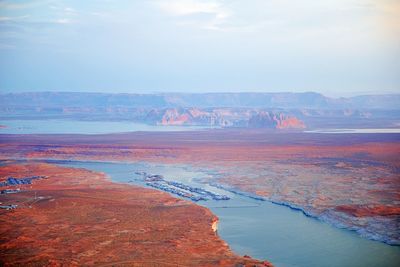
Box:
150, 108, 306, 129
248, 111, 306, 129
1, 91, 399, 129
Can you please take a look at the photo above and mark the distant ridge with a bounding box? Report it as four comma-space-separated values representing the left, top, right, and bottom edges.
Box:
1, 92, 399, 129
1, 91, 399, 109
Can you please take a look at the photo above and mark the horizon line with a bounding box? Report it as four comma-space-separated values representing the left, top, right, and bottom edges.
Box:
1, 90, 399, 99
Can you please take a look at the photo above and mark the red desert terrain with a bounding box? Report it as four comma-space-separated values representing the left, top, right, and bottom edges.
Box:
1, 129, 399, 245
0, 163, 271, 267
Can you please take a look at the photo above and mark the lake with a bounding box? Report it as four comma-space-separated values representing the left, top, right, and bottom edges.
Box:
55, 160, 400, 267
2, 119, 399, 135
304, 128, 400, 134
0, 119, 215, 134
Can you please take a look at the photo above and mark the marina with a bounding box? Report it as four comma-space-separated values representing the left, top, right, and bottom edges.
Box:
136, 171, 230, 202
58, 160, 400, 267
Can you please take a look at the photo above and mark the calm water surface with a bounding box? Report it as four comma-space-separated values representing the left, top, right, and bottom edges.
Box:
0, 119, 214, 134
305, 128, 400, 133
2, 119, 398, 135
57, 160, 400, 267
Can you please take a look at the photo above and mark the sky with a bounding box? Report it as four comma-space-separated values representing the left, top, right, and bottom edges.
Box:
0, 0, 399, 97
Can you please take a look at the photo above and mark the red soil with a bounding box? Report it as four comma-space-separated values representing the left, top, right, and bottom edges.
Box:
1, 129, 399, 243
0, 163, 271, 267
335, 205, 400, 217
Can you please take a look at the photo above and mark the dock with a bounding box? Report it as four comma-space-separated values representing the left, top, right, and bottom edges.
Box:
136, 171, 230, 202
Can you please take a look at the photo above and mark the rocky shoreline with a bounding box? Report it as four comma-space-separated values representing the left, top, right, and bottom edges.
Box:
207, 182, 400, 246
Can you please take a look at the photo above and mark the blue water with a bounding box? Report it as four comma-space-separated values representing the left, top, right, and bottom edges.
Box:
55, 160, 400, 267
0, 119, 214, 134
3, 119, 398, 135
305, 128, 400, 134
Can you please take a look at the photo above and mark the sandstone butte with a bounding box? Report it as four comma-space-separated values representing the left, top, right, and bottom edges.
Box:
0, 163, 272, 267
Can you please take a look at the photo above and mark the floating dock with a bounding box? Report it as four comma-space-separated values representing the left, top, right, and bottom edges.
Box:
136, 171, 230, 202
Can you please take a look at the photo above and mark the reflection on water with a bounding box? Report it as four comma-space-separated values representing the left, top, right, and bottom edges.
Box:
56, 160, 400, 267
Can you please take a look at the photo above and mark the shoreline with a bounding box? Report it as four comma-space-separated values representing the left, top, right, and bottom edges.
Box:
3, 156, 399, 246
268, 199, 400, 246
0, 162, 271, 266
204, 181, 400, 246
1, 129, 398, 252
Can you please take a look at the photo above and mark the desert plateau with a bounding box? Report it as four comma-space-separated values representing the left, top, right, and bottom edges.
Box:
1, 0, 400, 264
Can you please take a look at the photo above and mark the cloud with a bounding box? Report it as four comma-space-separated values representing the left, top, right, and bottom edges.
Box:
0, 2, 32, 10
0, 0, 49, 10
0, 15, 30, 22
55, 18, 72, 24
378, 0, 400, 34
157, 0, 221, 16
64, 7, 76, 13
0, 16, 12, 22
155, 0, 231, 31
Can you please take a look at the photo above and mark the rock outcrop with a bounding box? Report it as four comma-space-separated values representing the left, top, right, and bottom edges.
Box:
146, 108, 305, 129
248, 111, 306, 129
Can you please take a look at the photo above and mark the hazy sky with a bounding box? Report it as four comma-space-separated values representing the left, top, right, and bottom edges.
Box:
0, 0, 399, 96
